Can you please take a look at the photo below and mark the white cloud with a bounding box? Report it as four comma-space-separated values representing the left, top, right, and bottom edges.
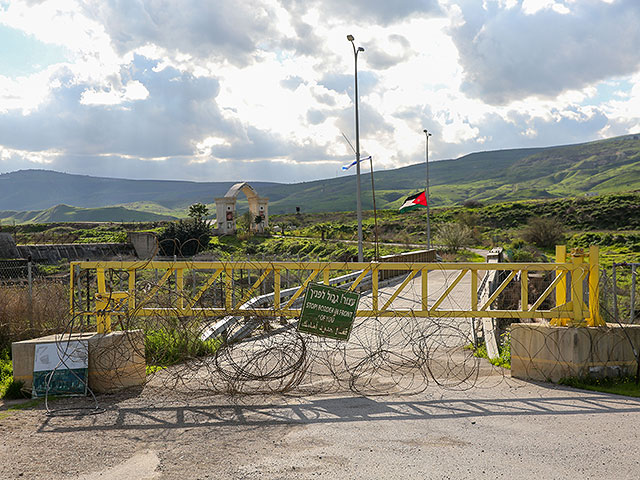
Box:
0, 144, 60, 165
80, 80, 149, 106
522, 0, 571, 15
0, 67, 59, 114
0, 0, 639, 185
450, 0, 640, 104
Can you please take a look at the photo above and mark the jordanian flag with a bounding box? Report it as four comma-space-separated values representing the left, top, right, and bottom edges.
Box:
399, 191, 427, 212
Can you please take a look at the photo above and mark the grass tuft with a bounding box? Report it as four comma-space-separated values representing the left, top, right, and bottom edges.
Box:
559, 376, 640, 397
0, 349, 28, 400
145, 329, 222, 367
471, 333, 511, 369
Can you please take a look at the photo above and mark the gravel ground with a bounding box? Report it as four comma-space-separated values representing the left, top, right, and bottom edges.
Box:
2, 371, 640, 480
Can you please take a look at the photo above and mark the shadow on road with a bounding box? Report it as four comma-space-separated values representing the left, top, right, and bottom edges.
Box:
38, 391, 640, 434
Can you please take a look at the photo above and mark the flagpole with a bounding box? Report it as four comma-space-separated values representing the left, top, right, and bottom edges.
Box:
423, 129, 432, 249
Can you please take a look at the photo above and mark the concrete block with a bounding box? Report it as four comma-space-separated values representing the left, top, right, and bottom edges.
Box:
511, 323, 640, 383
12, 330, 146, 394
128, 232, 159, 259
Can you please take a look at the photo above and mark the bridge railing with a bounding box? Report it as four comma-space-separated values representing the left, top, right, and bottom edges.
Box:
70, 246, 603, 334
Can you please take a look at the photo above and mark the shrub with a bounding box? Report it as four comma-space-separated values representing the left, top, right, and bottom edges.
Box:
521, 217, 564, 249
455, 211, 479, 229
463, 199, 483, 208
472, 332, 511, 369
0, 350, 27, 399
436, 223, 473, 252
505, 239, 547, 262
1, 379, 28, 400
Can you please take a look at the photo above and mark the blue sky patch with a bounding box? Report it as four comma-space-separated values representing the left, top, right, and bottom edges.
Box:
0, 25, 69, 77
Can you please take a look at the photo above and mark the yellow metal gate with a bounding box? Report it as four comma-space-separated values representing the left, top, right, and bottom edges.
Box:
70, 246, 603, 334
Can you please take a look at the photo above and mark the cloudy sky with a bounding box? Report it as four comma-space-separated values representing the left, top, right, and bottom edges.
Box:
1, 0, 639, 183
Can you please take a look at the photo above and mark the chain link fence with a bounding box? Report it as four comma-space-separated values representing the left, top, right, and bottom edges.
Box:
600, 263, 640, 324
0, 259, 70, 350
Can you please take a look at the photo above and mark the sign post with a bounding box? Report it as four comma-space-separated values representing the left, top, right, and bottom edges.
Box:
298, 283, 360, 341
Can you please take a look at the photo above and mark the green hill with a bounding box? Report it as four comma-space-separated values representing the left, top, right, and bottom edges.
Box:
0, 170, 279, 211
0, 204, 178, 224
0, 134, 638, 221
264, 135, 639, 212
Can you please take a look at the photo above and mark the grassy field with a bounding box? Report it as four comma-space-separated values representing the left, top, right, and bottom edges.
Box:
3, 190, 638, 262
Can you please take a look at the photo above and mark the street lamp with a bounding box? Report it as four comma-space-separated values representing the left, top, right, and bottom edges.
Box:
348, 34, 365, 262
423, 129, 432, 249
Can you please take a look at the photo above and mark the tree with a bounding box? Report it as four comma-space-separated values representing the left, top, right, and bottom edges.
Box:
463, 199, 483, 208
521, 217, 564, 249
158, 204, 212, 257
236, 211, 252, 233
188, 203, 209, 223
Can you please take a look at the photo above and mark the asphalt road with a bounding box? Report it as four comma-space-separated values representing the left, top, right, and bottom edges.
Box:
4, 377, 639, 480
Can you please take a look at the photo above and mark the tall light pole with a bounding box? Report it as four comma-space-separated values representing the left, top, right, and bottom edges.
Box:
423, 129, 432, 249
348, 34, 364, 262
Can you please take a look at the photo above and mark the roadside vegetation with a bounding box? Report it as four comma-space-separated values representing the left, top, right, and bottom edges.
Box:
2, 191, 637, 262
559, 376, 640, 398
469, 332, 512, 369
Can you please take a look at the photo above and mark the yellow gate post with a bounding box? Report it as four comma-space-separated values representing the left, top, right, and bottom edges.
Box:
96, 267, 108, 333
570, 248, 586, 326
551, 245, 568, 326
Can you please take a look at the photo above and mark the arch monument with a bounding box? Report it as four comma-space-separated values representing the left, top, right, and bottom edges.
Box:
215, 182, 269, 235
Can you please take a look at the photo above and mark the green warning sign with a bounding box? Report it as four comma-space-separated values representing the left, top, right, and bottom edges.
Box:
298, 283, 360, 341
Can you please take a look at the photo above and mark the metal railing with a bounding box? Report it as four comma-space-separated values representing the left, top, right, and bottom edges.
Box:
70, 245, 604, 334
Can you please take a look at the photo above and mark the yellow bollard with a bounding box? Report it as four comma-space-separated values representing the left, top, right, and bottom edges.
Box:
95, 293, 110, 334
551, 245, 568, 326
569, 248, 586, 326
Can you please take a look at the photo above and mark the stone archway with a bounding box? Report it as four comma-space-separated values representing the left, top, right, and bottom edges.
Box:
215, 182, 269, 234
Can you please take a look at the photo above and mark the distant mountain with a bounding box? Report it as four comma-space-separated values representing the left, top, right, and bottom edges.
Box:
0, 204, 178, 223
0, 134, 638, 221
0, 170, 280, 211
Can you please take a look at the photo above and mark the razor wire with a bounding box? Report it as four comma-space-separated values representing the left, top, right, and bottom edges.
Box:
67, 248, 513, 397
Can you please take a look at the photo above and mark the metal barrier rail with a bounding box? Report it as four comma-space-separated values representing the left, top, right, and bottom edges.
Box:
70, 245, 604, 333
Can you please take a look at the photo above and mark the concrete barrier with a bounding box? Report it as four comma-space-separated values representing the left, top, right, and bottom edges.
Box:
128, 232, 159, 259
378, 249, 436, 281
16, 243, 135, 262
0, 233, 20, 258
12, 330, 146, 394
511, 323, 640, 382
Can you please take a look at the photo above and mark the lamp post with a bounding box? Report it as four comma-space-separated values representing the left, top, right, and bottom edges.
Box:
348, 34, 364, 262
423, 129, 432, 249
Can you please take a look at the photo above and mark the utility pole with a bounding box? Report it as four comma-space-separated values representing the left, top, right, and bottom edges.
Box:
423, 129, 432, 249
348, 34, 365, 262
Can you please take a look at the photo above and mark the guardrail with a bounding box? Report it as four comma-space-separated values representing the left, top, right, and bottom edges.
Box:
70, 245, 604, 334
